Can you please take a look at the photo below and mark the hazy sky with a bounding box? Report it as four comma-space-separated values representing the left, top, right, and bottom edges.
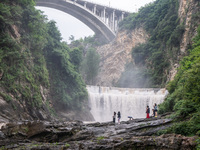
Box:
36, 0, 155, 42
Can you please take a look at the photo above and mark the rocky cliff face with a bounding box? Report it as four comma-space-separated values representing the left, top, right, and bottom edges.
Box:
0, 3, 93, 123
179, 0, 199, 54
169, 0, 200, 81
0, 24, 52, 123
96, 28, 149, 86
96, 0, 200, 86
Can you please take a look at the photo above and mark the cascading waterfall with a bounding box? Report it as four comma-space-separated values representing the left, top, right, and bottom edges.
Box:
87, 85, 168, 122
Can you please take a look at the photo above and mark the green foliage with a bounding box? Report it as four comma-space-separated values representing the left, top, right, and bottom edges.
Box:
0, 3, 13, 29
0, 0, 88, 113
158, 26, 200, 135
96, 136, 105, 143
69, 47, 82, 71
65, 143, 70, 147
68, 35, 104, 85
0, 92, 12, 103
45, 21, 87, 110
120, 0, 184, 87
196, 135, 200, 150
81, 48, 100, 84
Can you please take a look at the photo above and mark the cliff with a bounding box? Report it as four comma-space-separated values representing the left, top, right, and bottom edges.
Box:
0, 0, 93, 123
96, 0, 200, 87
96, 28, 149, 86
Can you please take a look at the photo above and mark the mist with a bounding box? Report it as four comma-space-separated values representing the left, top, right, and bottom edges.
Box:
117, 63, 152, 88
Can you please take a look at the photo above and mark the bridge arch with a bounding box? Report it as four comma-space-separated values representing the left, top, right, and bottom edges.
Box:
36, 0, 129, 42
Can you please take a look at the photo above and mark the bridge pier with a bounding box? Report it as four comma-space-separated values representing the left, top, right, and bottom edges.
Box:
84, 2, 87, 8
112, 10, 115, 31
93, 5, 96, 15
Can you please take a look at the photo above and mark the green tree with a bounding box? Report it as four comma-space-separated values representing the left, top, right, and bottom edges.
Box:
44, 21, 87, 110
82, 48, 100, 84
158, 26, 200, 136
69, 47, 82, 71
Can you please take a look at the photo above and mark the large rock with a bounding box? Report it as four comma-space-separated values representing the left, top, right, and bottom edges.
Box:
0, 117, 197, 149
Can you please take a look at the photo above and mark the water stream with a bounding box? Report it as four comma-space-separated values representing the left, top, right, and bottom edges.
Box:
87, 85, 168, 122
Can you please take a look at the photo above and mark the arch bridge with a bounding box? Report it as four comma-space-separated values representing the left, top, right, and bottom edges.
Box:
36, 0, 130, 42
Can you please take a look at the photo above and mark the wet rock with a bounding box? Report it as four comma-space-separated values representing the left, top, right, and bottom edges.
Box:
0, 118, 197, 150
0, 131, 5, 139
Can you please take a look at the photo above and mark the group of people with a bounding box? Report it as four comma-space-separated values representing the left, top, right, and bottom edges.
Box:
112, 104, 158, 123
113, 111, 121, 124
146, 103, 158, 118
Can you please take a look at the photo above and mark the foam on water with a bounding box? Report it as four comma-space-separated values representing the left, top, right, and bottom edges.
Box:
87, 85, 168, 122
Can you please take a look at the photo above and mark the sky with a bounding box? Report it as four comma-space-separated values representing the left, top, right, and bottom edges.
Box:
36, 0, 155, 42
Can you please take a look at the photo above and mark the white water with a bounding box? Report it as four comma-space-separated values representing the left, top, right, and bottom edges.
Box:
87, 85, 168, 122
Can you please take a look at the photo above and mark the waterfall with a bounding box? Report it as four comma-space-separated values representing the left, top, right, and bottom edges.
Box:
87, 85, 168, 122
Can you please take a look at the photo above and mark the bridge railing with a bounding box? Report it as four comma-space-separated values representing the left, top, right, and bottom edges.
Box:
69, 0, 130, 33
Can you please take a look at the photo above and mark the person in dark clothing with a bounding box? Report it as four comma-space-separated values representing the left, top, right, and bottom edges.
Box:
152, 109, 155, 117
154, 103, 158, 117
117, 111, 121, 124
146, 106, 150, 118
113, 112, 116, 123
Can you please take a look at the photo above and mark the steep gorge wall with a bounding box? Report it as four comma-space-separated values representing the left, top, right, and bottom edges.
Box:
0, 24, 52, 122
0, 1, 93, 123
169, 0, 200, 81
96, 0, 199, 87
96, 28, 149, 86
179, 0, 199, 53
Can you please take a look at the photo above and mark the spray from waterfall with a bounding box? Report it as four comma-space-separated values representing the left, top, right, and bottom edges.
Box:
87, 85, 168, 122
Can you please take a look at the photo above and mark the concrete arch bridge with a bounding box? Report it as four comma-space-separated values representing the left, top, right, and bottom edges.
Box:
36, 0, 130, 42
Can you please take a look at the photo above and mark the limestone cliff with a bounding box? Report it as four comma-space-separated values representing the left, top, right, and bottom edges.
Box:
168, 0, 200, 81
96, 28, 149, 86
96, 0, 200, 86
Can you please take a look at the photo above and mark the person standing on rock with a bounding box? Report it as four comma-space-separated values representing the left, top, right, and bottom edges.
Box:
113, 112, 116, 123
154, 103, 158, 117
117, 111, 121, 124
152, 108, 155, 117
146, 106, 150, 118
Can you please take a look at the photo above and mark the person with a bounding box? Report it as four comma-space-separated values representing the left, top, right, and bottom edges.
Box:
154, 103, 158, 117
146, 106, 150, 118
117, 111, 121, 124
113, 112, 116, 123
152, 108, 155, 117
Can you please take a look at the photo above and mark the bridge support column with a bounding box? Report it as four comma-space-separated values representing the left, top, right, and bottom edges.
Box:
73, 0, 77, 4
93, 5, 96, 15
109, 12, 112, 29
84, 2, 87, 8
103, 7, 106, 22
116, 18, 119, 31
112, 10, 115, 31
121, 12, 125, 20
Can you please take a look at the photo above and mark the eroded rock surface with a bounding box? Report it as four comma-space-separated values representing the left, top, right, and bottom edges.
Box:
0, 117, 197, 150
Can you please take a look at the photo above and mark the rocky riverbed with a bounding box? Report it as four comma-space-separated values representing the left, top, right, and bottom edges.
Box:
0, 116, 197, 150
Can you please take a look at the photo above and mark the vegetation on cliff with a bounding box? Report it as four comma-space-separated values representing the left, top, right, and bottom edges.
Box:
158, 26, 200, 136
69, 36, 101, 85
119, 0, 185, 87
119, 0, 200, 137
0, 0, 88, 119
